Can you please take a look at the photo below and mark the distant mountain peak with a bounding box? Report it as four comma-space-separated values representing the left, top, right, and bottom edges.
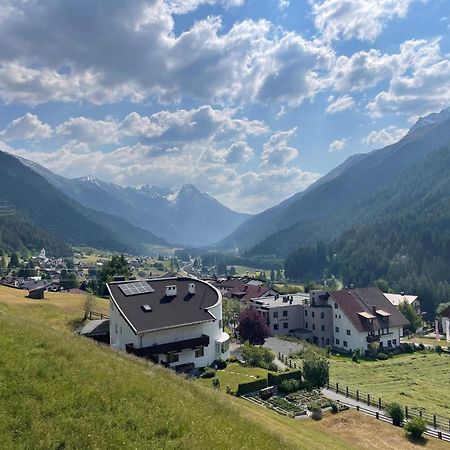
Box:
410, 107, 450, 133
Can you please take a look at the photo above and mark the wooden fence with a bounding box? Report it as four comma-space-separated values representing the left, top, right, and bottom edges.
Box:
328, 381, 450, 438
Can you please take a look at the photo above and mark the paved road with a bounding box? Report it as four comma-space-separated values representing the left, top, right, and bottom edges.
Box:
263, 337, 304, 356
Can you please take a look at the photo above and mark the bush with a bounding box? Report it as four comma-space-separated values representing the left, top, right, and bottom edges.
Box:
331, 402, 339, 413
201, 368, 216, 378
236, 378, 268, 396
267, 362, 278, 372
303, 351, 329, 389
228, 355, 239, 363
241, 344, 275, 370
377, 352, 389, 360
435, 345, 443, 355
403, 343, 415, 353
211, 377, 221, 389
352, 349, 360, 363
404, 417, 427, 439
212, 359, 227, 370
418, 343, 425, 351
278, 379, 300, 393
308, 402, 321, 412
386, 402, 404, 426
268, 369, 302, 386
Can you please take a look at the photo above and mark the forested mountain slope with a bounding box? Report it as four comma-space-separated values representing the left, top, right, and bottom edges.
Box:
222, 108, 450, 254
285, 145, 450, 317
0, 151, 167, 255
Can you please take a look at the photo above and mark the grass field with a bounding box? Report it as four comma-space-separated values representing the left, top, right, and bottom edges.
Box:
0, 286, 447, 449
196, 362, 271, 392
403, 336, 449, 347
330, 352, 450, 418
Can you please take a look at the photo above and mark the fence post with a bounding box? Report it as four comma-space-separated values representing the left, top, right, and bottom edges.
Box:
367, 394, 370, 406
357, 405, 360, 412
376, 412, 379, 420
433, 415, 437, 429
346, 386, 349, 397
336, 383, 339, 394
419, 410, 422, 418
356, 390, 359, 401
378, 398, 382, 410
405, 406, 408, 418
438, 431, 442, 440
327, 380, 329, 389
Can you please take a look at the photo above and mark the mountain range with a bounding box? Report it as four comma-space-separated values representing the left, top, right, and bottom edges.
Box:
219, 107, 450, 257
19, 159, 250, 247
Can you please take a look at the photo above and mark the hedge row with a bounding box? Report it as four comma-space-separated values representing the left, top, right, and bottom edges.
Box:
268, 370, 302, 386
236, 378, 268, 396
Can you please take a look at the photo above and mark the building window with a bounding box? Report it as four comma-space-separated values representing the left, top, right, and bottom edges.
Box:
321, 325, 325, 332
219, 319, 223, 329
312, 311, 315, 318
343, 341, 348, 347
326, 338, 330, 345
320, 312, 324, 319
335, 326, 339, 333
334, 302, 339, 309
305, 322, 308, 328
312, 324, 315, 330
195, 346, 204, 358
167, 352, 179, 364
346, 329, 351, 336
283, 310, 288, 317
273, 311, 278, 318
387, 340, 392, 348
305, 310, 308, 317
393, 339, 397, 346
335, 314, 337, 319
335, 338, 340, 345
120, 326, 122, 335
283, 322, 288, 329
274, 324, 279, 330
115, 323, 118, 334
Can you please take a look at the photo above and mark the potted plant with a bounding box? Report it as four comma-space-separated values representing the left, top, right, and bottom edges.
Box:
308, 402, 322, 420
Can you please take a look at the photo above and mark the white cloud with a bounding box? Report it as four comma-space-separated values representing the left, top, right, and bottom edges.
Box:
1, 113, 53, 141
310, 0, 416, 42
328, 138, 348, 152
165, 0, 244, 14
366, 39, 450, 118
361, 126, 408, 147
261, 128, 299, 167
225, 141, 255, 164
278, 1, 289, 11
56, 117, 120, 145
0, 1, 333, 108
326, 95, 354, 114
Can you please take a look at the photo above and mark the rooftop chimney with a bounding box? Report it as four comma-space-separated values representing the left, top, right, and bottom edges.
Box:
188, 283, 195, 295
165, 285, 177, 297
372, 305, 377, 313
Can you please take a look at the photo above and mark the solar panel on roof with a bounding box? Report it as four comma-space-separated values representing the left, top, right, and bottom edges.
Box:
119, 281, 155, 296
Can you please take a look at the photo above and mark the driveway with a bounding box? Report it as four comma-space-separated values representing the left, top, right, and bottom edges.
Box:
263, 337, 304, 357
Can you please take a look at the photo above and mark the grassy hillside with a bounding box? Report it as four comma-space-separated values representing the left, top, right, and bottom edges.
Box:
330, 353, 450, 419
0, 286, 447, 449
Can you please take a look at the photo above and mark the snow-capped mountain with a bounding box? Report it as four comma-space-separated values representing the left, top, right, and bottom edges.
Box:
17, 158, 250, 246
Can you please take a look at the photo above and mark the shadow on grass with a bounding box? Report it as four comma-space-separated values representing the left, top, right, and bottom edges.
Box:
406, 435, 428, 446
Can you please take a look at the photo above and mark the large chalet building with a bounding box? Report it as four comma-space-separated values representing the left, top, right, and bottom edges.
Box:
108, 276, 229, 371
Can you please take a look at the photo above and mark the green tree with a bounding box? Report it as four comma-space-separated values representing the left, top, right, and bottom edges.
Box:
1, 255, 7, 271
302, 351, 329, 389
386, 402, 404, 426
60, 269, 79, 290
97, 254, 131, 295
222, 299, 241, 333
228, 266, 236, 276
270, 269, 275, 282
241, 344, 275, 370
374, 279, 390, 292
404, 417, 427, 440
398, 300, 422, 333
8, 253, 19, 268
83, 291, 97, 320
437, 302, 450, 316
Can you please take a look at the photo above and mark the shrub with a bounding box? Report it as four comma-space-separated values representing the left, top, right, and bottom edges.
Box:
241, 343, 275, 369
201, 368, 216, 378
236, 378, 268, 396
268, 369, 302, 386
211, 377, 221, 389
331, 402, 339, 413
435, 345, 443, 355
386, 402, 404, 426
212, 359, 227, 370
267, 362, 278, 372
377, 352, 389, 360
278, 379, 300, 393
418, 343, 425, 351
403, 343, 415, 353
228, 355, 239, 363
308, 402, 321, 412
404, 417, 427, 439
352, 349, 360, 363
303, 351, 329, 389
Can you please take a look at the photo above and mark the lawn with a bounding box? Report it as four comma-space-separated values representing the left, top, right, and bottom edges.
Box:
402, 336, 449, 348
0, 285, 107, 331
196, 362, 270, 392
330, 352, 450, 419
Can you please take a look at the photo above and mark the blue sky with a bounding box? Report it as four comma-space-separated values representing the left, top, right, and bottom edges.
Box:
0, 0, 449, 213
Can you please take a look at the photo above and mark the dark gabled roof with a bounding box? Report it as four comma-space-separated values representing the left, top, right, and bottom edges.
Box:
223, 284, 275, 303
329, 287, 409, 333
107, 277, 219, 334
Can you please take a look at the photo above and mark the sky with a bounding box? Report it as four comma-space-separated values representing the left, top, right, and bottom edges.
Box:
0, 0, 449, 214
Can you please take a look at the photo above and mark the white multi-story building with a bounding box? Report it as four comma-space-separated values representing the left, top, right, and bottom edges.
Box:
108, 277, 229, 370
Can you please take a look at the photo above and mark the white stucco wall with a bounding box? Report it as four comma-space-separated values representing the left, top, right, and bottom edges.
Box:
109, 285, 229, 368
